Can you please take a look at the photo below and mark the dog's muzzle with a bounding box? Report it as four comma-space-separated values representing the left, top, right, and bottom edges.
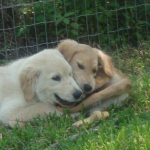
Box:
54, 94, 77, 107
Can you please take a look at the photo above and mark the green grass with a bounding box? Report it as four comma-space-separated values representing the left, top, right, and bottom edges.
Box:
0, 41, 150, 150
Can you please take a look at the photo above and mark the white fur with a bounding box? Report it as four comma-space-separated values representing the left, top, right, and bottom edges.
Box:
0, 49, 81, 126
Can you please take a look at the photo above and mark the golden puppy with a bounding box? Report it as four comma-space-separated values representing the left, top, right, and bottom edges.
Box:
0, 49, 82, 128
57, 39, 98, 96
57, 40, 133, 127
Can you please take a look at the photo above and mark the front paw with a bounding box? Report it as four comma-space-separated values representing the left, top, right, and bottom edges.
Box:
7, 121, 26, 128
72, 120, 84, 128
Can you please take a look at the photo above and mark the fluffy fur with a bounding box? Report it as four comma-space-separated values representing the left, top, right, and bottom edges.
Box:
57, 39, 133, 127
0, 49, 82, 127
57, 39, 99, 101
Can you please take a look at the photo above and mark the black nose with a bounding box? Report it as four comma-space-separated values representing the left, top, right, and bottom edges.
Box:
73, 90, 82, 99
84, 84, 92, 92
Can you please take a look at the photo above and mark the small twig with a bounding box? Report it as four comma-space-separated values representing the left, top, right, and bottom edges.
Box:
44, 126, 100, 150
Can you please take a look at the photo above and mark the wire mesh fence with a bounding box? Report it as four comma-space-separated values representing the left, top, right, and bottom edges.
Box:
0, 0, 150, 62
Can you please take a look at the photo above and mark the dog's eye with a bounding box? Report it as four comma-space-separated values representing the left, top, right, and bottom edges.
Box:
52, 76, 61, 81
93, 69, 97, 74
78, 63, 84, 70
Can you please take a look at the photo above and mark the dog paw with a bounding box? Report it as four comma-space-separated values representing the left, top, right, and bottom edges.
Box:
7, 121, 26, 128
72, 120, 84, 128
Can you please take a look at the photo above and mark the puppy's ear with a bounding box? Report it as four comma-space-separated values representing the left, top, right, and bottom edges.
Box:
20, 67, 39, 102
94, 48, 114, 77
57, 39, 79, 62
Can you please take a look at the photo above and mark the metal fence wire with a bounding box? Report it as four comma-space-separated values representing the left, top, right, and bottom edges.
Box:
0, 0, 150, 62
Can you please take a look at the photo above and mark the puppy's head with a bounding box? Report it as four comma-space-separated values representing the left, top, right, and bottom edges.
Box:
20, 50, 82, 107
57, 39, 98, 94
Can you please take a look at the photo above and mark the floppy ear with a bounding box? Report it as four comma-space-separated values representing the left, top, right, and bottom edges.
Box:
57, 39, 79, 62
20, 67, 39, 102
94, 48, 114, 77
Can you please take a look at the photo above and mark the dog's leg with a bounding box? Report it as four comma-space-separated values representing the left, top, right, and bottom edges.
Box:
6, 102, 79, 128
73, 111, 109, 128
7, 121, 26, 128
4, 102, 64, 128
94, 76, 110, 90
58, 78, 132, 113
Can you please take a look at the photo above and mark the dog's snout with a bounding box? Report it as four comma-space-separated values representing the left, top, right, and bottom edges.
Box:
84, 84, 92, 92
73, 90, 82, 99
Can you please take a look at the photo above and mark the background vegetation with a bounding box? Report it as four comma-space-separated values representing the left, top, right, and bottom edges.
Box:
0, 0, 150, 61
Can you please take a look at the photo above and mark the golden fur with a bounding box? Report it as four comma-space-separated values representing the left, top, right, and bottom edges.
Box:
57, 40, 98, 94
57, 39, 133, 127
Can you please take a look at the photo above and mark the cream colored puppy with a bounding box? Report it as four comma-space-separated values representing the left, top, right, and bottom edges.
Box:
0, 49, 82, 127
